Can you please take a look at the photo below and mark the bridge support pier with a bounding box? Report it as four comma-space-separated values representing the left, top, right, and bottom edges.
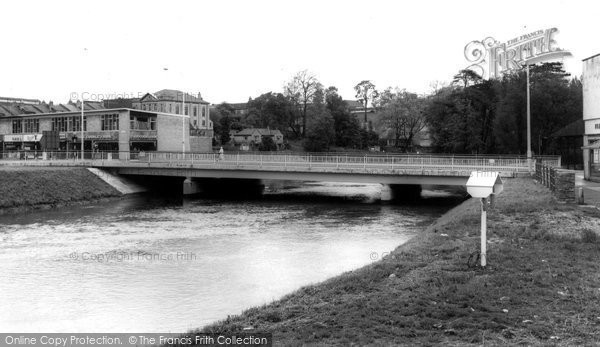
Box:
380, 184, 422, 202
380, 184, 393, 201
183, 177, 203, 195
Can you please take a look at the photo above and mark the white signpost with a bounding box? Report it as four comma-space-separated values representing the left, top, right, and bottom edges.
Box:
466, 171, 504, 267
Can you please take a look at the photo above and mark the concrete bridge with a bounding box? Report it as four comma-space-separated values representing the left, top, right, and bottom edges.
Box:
0, 151, 561, 200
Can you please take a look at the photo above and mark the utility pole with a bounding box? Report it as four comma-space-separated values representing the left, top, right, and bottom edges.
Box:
526, 63, 532, 173
182, 91, 186, 154
81, 97, 84, 161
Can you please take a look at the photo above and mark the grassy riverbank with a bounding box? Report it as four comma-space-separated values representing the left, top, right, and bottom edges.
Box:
198, 178, 600, 345
0, 166, 121, 212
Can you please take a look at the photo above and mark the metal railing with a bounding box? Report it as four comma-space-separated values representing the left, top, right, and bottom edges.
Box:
0, 150, 561, 175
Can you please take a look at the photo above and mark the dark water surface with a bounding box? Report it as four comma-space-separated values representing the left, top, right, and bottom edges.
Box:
0, 182, 460, 332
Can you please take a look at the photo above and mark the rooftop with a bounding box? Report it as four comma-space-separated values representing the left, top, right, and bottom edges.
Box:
0, 97, 101, 118
235, 128, 283, 136
140, 89, 209, 104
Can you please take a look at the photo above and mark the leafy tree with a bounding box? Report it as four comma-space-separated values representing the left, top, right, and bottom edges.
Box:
284, 70, 322, 137
213, 103, 236, 145
377, 88, 427, 151
246, 92, 298, 138
354, 80, 379, 124
494, 62, 580, 154
325, 86, 361, 148
258, 136, 278, 151
303, 88, 335, 152
359, 128, 380, 149
453, 69, 483, 88
424, 62, 581, 155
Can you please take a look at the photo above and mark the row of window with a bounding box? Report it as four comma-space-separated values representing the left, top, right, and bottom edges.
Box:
139, 102, 207, 117
12, 119, 41, 133
51, 117, 87, 132
130, 116, 157, 130
101, 114, 119, 131
11, 118, 87, 134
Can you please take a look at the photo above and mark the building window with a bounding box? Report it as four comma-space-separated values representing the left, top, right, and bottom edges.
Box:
175, 105, 180, 114
202, 107, 206, 117
193, 107, 197, 117
168, 104, 172, 113
12, 120, 23, 134
51, 117, 69, 132
23, 119, 39, 133
101, 114, 119, 131
184, 106, 189, 115
202, 120, 206, 126
71, 116, 87, 131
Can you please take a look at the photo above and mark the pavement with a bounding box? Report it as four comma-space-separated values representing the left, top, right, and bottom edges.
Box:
575, 171, 600, 206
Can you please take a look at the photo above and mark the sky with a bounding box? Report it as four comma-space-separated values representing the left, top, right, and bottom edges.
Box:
1, 0, 598, 105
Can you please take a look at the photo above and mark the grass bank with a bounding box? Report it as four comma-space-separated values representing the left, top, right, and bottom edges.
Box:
197, 178, 600, 345
0, 166, 122, 212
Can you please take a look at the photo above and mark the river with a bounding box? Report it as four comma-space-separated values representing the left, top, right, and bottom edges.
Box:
0, 181, 461, 333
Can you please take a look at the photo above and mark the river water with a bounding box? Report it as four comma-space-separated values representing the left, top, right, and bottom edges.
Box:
0, 182, 460, 333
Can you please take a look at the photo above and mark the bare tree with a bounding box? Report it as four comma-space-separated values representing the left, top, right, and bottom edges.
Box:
284, 70, 322, 137
354, 80, 379, 126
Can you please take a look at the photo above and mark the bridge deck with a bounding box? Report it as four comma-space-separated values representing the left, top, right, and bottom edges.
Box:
0, 151, 560, 185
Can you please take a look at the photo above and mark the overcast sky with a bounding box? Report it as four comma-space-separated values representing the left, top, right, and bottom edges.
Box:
1, 0, 597, 105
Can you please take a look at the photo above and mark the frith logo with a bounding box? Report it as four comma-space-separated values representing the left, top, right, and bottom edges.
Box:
464, 28, 571, 79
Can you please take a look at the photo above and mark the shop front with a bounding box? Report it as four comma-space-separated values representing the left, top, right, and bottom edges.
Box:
130, 130, 157, 152
2, 134, 43, 151
583, 137, 600, 181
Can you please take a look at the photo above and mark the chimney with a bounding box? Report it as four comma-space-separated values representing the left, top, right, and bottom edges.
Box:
197, 92, 202, 100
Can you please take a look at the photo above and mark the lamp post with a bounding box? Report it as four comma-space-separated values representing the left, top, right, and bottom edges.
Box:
81, 97, 85, 161
526, 62, 532, 173
182, 91, 186, 154
522, 51, 571, 173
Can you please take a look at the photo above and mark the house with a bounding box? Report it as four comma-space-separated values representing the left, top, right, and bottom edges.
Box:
377, 125, 433, 152
229, 128, 284, 150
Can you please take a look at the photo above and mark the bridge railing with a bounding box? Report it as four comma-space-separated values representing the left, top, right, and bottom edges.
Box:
0, 150, 561, 173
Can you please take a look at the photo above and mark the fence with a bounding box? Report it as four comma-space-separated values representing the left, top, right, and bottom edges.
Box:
535, 162, 576, 202
0, 150, 561, 176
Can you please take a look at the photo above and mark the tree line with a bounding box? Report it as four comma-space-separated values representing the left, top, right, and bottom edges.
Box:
211, 70, 380, 151
211, 62, 582, 154
425, 62, 582, 154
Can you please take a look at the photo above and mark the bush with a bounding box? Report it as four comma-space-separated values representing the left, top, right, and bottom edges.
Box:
581, 229, 598, 243
258, 136, 278, 151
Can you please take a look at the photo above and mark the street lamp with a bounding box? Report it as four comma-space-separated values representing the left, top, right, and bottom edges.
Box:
182, 91, 186, 154
521, 51, 572, 173
81, 97, 84, 160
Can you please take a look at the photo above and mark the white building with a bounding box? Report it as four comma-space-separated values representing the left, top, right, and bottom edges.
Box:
582, 54, 600, 181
